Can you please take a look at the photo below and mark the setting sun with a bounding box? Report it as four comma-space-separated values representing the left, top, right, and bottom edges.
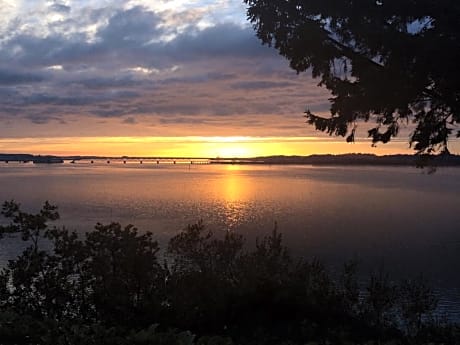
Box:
216, 145, 249, 158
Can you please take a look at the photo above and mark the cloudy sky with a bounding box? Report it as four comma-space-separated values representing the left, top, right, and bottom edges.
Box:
0, 0, 429, 156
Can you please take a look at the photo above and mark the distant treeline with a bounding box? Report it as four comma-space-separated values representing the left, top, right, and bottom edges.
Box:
0, 153, 37, 162
219, 153, 460, 167
2, 152, 460, 166
0, 201, 458, 345
0, 154, 64, 163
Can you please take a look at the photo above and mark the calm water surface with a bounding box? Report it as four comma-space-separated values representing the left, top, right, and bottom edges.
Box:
1, 161, 459, 317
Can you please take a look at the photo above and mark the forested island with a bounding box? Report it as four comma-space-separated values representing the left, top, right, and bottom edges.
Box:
213, 153, 460, 166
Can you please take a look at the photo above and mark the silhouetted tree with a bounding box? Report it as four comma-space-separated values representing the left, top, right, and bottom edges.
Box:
84, 222, 165, 327
166, 221, 245, 334
245, 0, 460, 154
0, 201, 166, 334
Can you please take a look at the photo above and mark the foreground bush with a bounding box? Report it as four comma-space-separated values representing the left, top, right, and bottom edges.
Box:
0, 201, 458, 344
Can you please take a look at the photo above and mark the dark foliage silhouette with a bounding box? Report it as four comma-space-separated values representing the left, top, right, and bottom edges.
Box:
244, 0, 460, 154
0, 201, 458, 344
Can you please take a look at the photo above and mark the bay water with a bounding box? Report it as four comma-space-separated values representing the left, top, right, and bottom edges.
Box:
1, 161, 459, 318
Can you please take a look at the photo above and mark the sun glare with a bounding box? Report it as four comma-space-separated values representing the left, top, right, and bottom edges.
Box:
216, 145, 250, 158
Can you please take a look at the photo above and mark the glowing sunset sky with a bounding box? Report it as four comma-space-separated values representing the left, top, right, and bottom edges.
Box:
1, 0, 457, 157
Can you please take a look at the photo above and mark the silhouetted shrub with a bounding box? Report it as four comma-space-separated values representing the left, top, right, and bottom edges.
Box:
0, 201, 458, 344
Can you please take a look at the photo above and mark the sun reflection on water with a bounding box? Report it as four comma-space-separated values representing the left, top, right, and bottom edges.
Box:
219, 165, 253, 229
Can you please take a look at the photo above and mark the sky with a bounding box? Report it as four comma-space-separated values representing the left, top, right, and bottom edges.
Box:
0, 0, 454, 157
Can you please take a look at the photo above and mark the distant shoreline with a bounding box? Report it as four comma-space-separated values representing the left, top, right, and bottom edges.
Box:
1, 152, 460, 167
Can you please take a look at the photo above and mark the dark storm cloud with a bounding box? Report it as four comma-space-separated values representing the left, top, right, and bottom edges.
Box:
1, 8, 272, 69
158, 72, 237, 86
74, 77, 142, 89
97, 6, 164, 46
159, 116, 207, 125
2, 34, 71, 67
1, 6, 164, 68
163, 22, 274, 60
91, 108, 131, 117
20, 93, 97, 107
0, 70, 44, 85
27, 114, 65, 125
231, 81, 296, 90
